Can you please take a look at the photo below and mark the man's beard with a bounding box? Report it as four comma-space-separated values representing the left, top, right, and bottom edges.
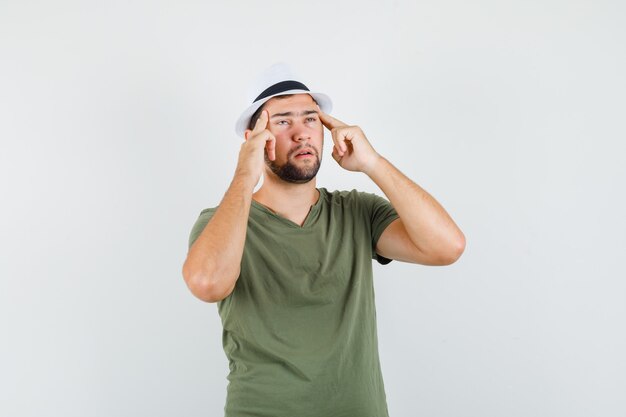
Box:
265, 147, 322, 184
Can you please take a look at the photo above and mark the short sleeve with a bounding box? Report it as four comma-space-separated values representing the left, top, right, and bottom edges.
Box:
360, 192, 399, 265
188, 208, 217, 249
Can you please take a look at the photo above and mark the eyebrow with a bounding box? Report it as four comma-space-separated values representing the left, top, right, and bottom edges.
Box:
270, 110, 319, 119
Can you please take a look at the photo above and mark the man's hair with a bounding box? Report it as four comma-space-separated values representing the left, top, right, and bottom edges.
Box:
246, 94, 319, 131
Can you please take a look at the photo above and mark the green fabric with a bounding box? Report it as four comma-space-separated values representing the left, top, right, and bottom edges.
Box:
188, 188, 399, 417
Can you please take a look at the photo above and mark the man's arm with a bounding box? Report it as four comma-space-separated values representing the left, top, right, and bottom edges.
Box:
367, 157, 465, 265
318, 110, 465, 266
182, 111, 276, 302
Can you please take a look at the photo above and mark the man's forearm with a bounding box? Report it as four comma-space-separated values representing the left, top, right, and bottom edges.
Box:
182, 173, 256, 302
366, 156, 465, 259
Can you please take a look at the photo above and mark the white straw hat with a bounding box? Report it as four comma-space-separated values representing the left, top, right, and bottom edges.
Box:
235, 63, 332, 137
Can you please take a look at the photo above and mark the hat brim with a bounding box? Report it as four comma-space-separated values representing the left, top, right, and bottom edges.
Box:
235, 90, 332, 138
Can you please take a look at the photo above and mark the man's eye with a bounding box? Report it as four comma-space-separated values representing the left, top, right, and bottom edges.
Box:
277, 120, 289, 125
306, 117, 318, 122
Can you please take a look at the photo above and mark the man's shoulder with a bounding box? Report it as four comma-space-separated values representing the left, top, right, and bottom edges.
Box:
192, 206, 219, 226
188, 206, 219, 249
199, 206, 218, 216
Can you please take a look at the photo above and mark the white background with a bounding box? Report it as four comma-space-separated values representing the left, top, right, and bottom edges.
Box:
1, 1, 625, 416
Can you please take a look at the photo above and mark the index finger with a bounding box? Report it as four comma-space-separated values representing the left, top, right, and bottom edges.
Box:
252, 110, 269, 135
317, 107, 347, 130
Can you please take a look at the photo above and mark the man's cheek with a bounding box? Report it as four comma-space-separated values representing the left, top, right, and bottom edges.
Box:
277, 143, 291, 157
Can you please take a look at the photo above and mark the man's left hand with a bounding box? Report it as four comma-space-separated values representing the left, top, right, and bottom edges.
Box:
318, 109, 381, 175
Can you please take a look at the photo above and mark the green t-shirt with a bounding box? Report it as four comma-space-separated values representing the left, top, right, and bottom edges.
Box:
188, 188, 399, 417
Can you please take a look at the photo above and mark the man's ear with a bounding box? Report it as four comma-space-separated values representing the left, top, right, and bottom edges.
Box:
244, 129, 251, 141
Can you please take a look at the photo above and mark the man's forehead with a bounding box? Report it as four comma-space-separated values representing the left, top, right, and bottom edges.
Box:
265, 93, 316, 111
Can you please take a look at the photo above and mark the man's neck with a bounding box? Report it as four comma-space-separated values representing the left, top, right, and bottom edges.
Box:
252, 174, 320, 226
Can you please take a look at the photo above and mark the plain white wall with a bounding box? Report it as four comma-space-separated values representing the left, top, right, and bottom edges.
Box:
1, 0, 625, 416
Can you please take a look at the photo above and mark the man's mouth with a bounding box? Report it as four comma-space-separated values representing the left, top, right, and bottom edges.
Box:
293, 148, 316, 159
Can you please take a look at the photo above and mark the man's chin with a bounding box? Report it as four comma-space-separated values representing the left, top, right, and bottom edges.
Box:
267, 158, 321, 184
280, 167, 319, 184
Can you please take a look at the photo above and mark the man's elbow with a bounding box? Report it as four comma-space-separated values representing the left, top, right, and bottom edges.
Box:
186, 277, 234, 303
182, 262, 237, 303
439, 233, 466, 265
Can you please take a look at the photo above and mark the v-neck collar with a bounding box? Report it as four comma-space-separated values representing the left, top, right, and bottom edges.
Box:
251, 188, 324, 229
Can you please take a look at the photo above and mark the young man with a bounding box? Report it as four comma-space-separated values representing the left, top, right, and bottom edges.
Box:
183, 64, 465, 417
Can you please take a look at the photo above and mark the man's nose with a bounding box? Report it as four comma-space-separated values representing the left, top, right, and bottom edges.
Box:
292, 125, 311, 142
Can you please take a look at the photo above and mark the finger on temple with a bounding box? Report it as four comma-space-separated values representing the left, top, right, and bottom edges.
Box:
253, 110, 269, 134
319, 109, 347, 130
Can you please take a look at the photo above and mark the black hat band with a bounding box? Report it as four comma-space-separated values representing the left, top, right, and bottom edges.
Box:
254, 80, 310, 103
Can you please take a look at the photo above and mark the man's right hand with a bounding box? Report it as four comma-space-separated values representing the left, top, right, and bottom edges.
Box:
236, 110, 276, 186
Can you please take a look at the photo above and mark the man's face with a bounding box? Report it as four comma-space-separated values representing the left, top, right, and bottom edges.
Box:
258, 94, 324, 184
